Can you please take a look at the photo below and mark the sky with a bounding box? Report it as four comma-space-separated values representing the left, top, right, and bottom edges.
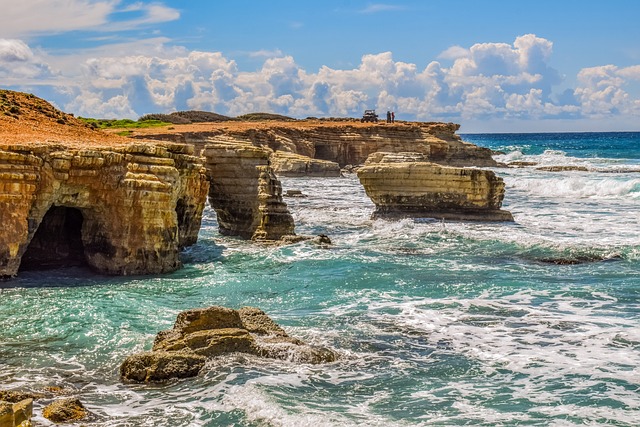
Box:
1, 0, 639, 132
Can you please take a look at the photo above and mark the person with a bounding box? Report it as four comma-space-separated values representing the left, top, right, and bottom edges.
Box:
386, 110, 391, 123
391, 111, 395, 123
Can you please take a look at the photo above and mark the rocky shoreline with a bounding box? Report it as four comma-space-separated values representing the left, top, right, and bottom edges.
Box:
0, 90, 512, 280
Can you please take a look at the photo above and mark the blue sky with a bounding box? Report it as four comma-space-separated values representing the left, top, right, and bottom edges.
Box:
1, 0, 639, 132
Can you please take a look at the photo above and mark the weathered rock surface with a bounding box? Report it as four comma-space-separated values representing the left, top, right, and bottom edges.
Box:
120, 351, 207, 383
42, 398, 88, 423
536, 165, 589, 172
131, 120, 498, 172
0, 398, 32, 427
203, 141, 295, 240
357, 152, 513, 221
121, 306, 337, 382
0, 143, 209, 278
270, 151, 341, 177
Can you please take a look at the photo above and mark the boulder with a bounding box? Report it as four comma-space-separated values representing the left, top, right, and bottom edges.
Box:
122, 306, 337, 383
42, 398, 87, 423
10, 399, 32, 427
120, 351, 207, 383
357, 153, 513, 222
0, 402, 12, 427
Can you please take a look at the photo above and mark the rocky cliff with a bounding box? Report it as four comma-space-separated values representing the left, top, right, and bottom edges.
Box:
203, 141, 295, 240
129, 120, 498, 172
357, 152, 513, 221
0, 142, 209, 277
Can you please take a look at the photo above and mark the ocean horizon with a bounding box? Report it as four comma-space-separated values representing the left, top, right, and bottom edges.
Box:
2, 131, 639, 426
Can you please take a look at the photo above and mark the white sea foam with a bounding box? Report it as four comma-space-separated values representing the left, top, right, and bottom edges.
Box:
322, 288, 640, 425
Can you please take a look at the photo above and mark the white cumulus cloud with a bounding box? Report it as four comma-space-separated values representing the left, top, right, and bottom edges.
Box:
1, 34, 639, 127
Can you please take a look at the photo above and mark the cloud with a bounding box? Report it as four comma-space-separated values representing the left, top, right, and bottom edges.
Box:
0, 39, 55, 81
574, 65, 640, 117
438, 46, 469, 61
1, 34, 639, 127
359, 4, 405, 14
0, 39, 34, 62
0, 0, 179, 38
247, 49, 285, 59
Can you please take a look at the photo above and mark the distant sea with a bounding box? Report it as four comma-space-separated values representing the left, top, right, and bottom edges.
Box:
1, 132, 639, 426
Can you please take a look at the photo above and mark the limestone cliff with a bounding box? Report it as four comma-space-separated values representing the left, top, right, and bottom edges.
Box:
0, 143, 209, 277
357, 152, 513, 221
203, 141, 295, 240
269, 151, 341, 177
129, 120, 498, 172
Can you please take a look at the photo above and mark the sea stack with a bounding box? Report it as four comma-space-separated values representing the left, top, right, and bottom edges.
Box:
357, 152, 513, 221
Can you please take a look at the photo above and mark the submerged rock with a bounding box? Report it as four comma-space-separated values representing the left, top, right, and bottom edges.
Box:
283, 189, 307, 198
42, 398, 88, 423
536, 254, 622, 265
536, 165, 589, 172
122, 306, 337, 383
507, 161, 538, 167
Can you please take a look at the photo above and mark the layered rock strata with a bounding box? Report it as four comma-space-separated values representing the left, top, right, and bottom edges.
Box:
132, 121, 498, 172
270, 151, 341, 177
357, 152, 513, 221
0, 143, 209, 278
203, 141, 295, 240
121, 306, 337, 382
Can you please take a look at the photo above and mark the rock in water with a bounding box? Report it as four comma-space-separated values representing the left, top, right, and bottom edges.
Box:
121, 306, 337, 383
120, 351, 207, 382
203, 141, 295, 240
357, 153, 513, 222
42, 398, 87, 423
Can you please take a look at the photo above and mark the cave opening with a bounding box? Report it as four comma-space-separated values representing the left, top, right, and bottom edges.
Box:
314, 144, 337, 163
19, 206, 88, 271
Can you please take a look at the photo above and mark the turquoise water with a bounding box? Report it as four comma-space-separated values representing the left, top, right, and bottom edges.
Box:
1, 133, 640, 426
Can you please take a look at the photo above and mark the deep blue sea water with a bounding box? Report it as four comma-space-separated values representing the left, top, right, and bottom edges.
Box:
1, 132, 639, 426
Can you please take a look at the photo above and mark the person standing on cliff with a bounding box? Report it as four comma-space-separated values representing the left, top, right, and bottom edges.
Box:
391, 111, 395, 123
386, 110, 391, 123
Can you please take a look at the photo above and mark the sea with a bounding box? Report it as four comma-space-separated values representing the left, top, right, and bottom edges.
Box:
1, 132, 639, 426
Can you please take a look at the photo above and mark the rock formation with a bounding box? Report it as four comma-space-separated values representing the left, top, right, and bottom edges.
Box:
0, 91, 212, 278
0, 398, 32, 427
203, 141, 295, 240
0, 143, 209, 278
131, 120, 499, 174
42, 398, 88, 423
269, 151, 341, 177
357, 152, 513, 221
121, 305, 337, 382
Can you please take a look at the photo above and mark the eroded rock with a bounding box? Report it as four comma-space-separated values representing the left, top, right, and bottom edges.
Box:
357, 153, 513, 222
203, 141, 295, 240
270, 151, 341, 177
120, 351, 207, 382
0, 143, 209, 278
122, 306, 337, 382
42, 398, 88, 423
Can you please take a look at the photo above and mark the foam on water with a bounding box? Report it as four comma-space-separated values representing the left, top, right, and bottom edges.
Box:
2, 133, 640, 426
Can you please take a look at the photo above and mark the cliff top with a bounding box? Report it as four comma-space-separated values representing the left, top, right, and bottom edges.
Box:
0, 89, 462, 149
0, 90, 130, 148
105, 118, 460, 138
